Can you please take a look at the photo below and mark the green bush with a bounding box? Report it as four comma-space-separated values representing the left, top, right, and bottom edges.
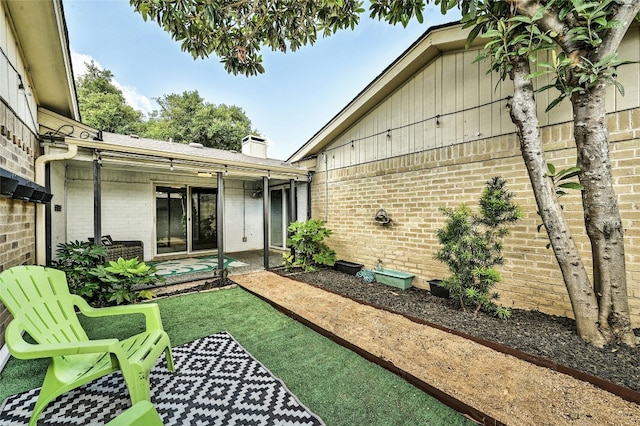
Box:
51, 241, 161, 306
90, 257, 161, 304
283, 219, 336, 272
434, 177, 521, 319
50, 241, 107, 301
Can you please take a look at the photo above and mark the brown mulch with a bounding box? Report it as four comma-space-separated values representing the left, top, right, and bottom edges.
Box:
229, 270, 640, 426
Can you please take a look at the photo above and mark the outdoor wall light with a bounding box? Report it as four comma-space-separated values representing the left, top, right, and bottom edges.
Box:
169, 158, 174, 171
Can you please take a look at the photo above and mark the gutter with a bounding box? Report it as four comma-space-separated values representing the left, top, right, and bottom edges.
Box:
34, 143, 79, 265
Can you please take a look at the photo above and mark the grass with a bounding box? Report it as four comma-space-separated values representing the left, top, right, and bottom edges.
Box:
0, 287, 473, 425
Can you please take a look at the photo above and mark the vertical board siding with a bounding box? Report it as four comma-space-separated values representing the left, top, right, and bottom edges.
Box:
322, 35, 640, 169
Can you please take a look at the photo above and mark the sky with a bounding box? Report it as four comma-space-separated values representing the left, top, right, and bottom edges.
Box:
63, 1, 460, 160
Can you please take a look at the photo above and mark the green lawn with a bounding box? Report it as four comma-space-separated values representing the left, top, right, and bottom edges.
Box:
0, 287, 473, 425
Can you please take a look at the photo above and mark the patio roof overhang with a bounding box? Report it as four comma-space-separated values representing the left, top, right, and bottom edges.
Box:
63, 137, 309, 181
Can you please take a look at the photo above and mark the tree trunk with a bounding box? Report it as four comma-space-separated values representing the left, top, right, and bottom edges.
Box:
508, 56, 606, 347
571, 87, 636, 346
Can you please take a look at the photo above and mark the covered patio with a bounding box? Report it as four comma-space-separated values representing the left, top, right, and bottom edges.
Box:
36, 119, 312, 271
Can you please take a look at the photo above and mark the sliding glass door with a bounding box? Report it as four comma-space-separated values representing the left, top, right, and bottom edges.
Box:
155, 185, 217, 255
191, 187, 217, 251
156, 186, 187, 255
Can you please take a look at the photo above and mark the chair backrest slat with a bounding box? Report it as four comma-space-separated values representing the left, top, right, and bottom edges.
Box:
0, 266, 88, 344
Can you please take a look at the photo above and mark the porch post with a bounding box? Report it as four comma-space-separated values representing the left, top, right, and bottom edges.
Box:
93, 154, 102, 245
306, 173, 312, 220
217, 171, 225, 272
289, 179, 296, 260
263, 176, 270, 269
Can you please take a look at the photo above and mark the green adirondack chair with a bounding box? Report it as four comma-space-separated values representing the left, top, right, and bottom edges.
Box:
105, 400, 164, 426
0, 265, 174, 426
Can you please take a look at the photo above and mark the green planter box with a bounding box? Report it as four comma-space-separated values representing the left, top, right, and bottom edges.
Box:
373, 268, 414, 290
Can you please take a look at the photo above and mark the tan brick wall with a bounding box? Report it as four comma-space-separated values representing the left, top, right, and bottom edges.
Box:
311, 110, 640, 325
0, 100, 39, 347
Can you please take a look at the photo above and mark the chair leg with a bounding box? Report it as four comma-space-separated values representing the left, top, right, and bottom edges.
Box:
165, 346, 175, 372
120, 364, 151, 405
29, 367, 65, 426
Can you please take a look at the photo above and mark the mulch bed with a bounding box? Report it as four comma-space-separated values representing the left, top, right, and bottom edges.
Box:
271, 268, 640, 393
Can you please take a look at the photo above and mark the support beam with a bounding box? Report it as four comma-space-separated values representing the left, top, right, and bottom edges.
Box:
289, 179, 296, 260
93, 157, 102, 245
263, 176, 270, 269
217, 172, 225, 272
307, 174, 312, 220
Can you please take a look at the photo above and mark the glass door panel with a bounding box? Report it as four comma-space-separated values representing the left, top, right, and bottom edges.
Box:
270, 189, 284, 248
191, 187, 217, 251
156, 186, 187, 254
270, 188, 290, 248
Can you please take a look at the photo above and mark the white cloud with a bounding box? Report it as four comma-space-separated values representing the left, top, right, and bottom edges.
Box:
71, 50, 155, 116
114, 84, 155, 116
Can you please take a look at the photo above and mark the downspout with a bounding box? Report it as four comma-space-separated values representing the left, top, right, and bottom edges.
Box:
324, 153, 328, 222
34, 143, 79, 265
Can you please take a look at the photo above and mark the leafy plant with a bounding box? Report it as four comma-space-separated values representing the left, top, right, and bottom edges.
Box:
283, 219, 336, 272
90, 257, 162, 305
434, 177, 521, 319
50, 241, 107, 300
51, 241, 161, 306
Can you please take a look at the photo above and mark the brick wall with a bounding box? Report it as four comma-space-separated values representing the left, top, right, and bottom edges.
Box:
311, 109, 640, 325
0, 101, 40, 348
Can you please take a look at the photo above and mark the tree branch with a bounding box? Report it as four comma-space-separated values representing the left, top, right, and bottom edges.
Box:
513, 0, 583, 57
594, 1, 640, 62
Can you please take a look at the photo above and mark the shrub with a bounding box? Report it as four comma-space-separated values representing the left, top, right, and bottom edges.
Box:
434, 177, 521, 319
90, 257, 161, 305
283, 219, 336, 272
50, 241, 107, 301
51, 241, 161, 306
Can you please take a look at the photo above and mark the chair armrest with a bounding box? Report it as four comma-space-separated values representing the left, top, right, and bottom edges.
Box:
6, 320, 120, 360
72, 295, 165, 331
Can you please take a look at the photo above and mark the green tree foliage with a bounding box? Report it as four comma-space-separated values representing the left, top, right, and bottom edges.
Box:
76, 61, 144, 134
143, 90, 255, 150
130, 0, 365, 76
435, 177, 521, 319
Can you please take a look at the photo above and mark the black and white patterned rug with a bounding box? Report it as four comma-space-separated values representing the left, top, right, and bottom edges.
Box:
0, 332, 325, 425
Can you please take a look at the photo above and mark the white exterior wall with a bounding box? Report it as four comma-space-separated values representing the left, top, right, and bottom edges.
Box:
295, 182, 308, 222
49, 161, 67, 252
224, 179, 264, 252
62, 166, 269, 260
